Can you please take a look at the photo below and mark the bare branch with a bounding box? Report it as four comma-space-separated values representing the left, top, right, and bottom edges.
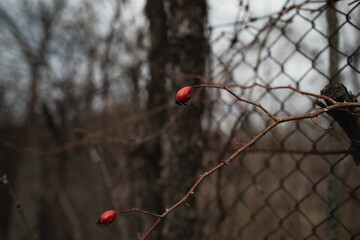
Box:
111, 84, 360, 239
1, 175, 37, 240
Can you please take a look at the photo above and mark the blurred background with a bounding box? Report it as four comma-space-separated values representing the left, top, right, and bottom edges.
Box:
0, 0, 359, 239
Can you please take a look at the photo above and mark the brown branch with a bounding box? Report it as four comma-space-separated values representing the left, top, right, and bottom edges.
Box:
103, 107, 183, 146
120, 94, 360, 239
0, 137, 89, 156
116, 208, 162, 218
0, 82, 349, 159
0, 103, 172, 155
192, 84, 277, 120
1, 175, 37, 240
74, 103, 170, 136
164, 71, 337, 105
92, 144, 119, 209
311, 117, 333, 131
192, 83, 337, 105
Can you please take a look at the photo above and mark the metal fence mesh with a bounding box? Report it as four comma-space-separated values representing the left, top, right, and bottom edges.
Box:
197, 1, 360, 239
1, 1, 359, 239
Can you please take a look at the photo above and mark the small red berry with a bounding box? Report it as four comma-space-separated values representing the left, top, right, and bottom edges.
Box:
176, 86, 192, 106
97, 210, 116, 227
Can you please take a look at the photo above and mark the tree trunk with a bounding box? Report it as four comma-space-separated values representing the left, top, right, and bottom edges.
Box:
161, 1, 208, 239
133, 0, 169, 238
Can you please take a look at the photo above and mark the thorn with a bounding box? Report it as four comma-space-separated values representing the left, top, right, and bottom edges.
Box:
222, 159, 230, 165
233, 138, 245, 146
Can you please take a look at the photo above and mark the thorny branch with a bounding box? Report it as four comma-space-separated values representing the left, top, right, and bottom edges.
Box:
0, 0, 314, 157
1, 80, 358, 240
113, 83, 360, 240
0, 82, 341, 156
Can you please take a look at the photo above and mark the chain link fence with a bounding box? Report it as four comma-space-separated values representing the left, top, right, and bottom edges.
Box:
1, 1, 359, 239
196, 1, 360, 239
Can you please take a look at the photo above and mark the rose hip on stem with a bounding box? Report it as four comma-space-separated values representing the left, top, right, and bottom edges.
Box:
175, 86, 192, 106
98, 210, 116, 227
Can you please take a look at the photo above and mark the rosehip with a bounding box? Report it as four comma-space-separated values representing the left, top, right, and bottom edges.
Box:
176, 86, 192, 106
97, 210, 116, 226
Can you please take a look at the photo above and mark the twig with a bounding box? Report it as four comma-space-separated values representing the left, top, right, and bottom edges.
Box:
311, 117, 333, 131
58, 190, 82, 240
192, 83, 337, 105
192, 84, 277, 120
1, 175, 36, 240
117, 87, 360, 239
116, 208, 162, 218
0, 103, 173, 155
103, 107, 184, 146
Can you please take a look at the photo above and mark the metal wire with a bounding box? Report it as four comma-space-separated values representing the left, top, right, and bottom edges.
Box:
198, 1, 360, 239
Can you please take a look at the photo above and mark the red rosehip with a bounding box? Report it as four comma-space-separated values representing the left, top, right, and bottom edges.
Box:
98, 210, 116, 226
176, 86, 192, 106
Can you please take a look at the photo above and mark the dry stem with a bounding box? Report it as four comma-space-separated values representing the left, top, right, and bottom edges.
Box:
115, 83, 360, 240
